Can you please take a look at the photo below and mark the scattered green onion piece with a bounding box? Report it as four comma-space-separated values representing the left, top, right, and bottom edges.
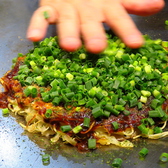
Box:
162, 41, 168, 47
103, 110, 111, 118
141, 90, 151, 97
113, 79, 120, 89
72, 125, 83, 134
66, 73, 74, 81
114, 105, 125, 111
149, 106, 165, 118
23, 87, 31, 97
85, 99, 97, 108
153, 89, 161, 98
2, 108, 9, 116
111, 158, 123, 168
31, 87, 38, 98
150, 99, 161, 109
79, 53, 86, 59
140, 96, 147, 103
165, 20, 168, 26
88, 139, 96, 149
138, 124, 149, 134
141, 118, 155, 126
92, 106, 103, 118
159, 153, 168, 162
78, 99, 86, 105
129, 98, 138, 107
85, 80, 93, 90
42, 154, 50, 166
123, 110, 130, 116
118, 98, 126, 106
52, 97, 62, 106
104, 104, 120, 116
112, 121, 119, 130
147, 118, 155, 126
83, 117, 90, 127
139, 147, 149, 157
23, 86, 37, 98
43, 11, 50, 19
137, 102, 142, 110
95, 92, 104, 100
45, 109, 52, 118
60, 125, 72, 132
153, 126, 163, 134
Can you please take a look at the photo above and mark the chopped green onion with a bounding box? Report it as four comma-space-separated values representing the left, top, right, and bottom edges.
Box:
66, 73, 74, 80
139, 147, 149, 157
103, 110, 111, 118
83, 117, 90, 127
24, 86, 37, 98
153, 126, 163, 134
129, 98, 138, 107
137, 102, 143, 110
88, 139, 96, 149
45, 109, 52, 118
60, 125, 72, 132
111, 158, 123, 168
123, 110, 130, 116
72, 125, 83, 134
149, 106, 165, 118
165, 20, 168, 26
92, 106, 103, 118
159, 153, 168, 162
150, 99, 161, 109
141, 118, 155, 126
114, 105, 125, 111
112, 121, 119, 130
2, 108, 9, 116
42, 154, 50, 166
141, 90, 151, 97
104, 104, 120, 116
52, 97, 62, 106
95, 91, 104, 100
85, 80, 93, 90
153, 89, 161, 98
43, 11, 50, 19
11, 35, 168, 126
113, 79, 120, 90
79, 53, 86, 59
138, 124, 149, 134
140, 96, 147, 103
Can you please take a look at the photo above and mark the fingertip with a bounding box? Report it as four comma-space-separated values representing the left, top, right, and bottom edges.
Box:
27, 29, 46, 42
85, 39, 107, 54
59, 37, 82, 52
123, 34, 144, 49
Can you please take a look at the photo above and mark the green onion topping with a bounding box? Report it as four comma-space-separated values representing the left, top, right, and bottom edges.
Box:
159, 153, 168, 162
88, 139, 96, 149
139, 147, 149, 157
111, 158, 123, 168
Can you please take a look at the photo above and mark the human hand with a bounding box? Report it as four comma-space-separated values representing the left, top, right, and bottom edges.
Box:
27, 0, 164, 53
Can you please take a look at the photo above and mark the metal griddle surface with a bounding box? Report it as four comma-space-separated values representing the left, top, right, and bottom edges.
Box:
0, 1, 168, 168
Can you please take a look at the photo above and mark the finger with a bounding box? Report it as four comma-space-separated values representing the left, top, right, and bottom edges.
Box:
57, 2, 82, 52
76, 0, 107, 53
104, 0, 144, 49
27, 6, 57, 42
122, 0, 165, 16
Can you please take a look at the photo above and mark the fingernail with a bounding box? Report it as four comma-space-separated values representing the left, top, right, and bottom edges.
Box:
61, 37, 81, 51
127, 35, 144, 48
86, 38, 107, 53
27, 29, 42, 39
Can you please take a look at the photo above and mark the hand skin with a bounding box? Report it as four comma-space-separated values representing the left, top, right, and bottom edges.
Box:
27, 0, 165, 53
